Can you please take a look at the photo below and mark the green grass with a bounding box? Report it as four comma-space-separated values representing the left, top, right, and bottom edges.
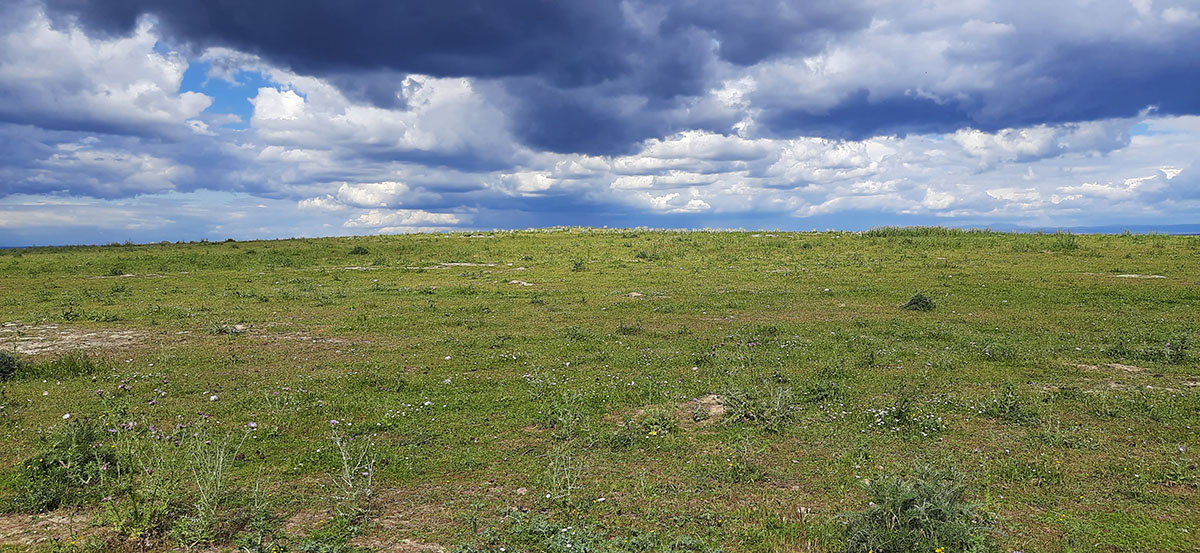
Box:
0, 228, 1197, 552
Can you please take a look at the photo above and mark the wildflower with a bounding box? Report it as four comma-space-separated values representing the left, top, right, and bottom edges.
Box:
62, 413, 71, 419
248, 421, 258, 429
329, 419, 340, 426
209, 394, 219, 401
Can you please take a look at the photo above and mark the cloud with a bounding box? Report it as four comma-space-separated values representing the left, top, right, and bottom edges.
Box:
0, 8, 210, 136
342, 209, 462, 228
1, 1, 1198, 245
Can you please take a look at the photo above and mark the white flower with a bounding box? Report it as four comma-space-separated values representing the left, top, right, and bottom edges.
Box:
209, 395, 219, 401
62, 413, 71, 419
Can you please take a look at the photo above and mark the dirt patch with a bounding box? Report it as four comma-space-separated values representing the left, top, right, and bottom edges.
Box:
1082, 273, 1166, 279
509, 280, 534, 286
282, 509, 331, 535
405, 262, 498, 270
682, 394, 726, 427
0, 511, 96, 546
628, 292, 645, 297
90, 273, 166, 279
350, 537, 446, 552
0, 322, 148, 355
1072, 362, 1148, 373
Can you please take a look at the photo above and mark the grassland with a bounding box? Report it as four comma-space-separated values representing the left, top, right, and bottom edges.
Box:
0, 228, 1197, 552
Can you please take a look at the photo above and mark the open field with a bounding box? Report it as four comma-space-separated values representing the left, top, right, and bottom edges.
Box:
0, 228, 1197, 552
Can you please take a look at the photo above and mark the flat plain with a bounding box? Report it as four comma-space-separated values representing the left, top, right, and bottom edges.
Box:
0, 228, 1197, 552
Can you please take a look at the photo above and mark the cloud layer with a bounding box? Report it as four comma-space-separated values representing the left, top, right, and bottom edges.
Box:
1, 0, 1198, 244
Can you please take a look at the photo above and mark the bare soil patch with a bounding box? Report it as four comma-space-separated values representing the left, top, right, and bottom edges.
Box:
1071, 362, 1149, 373
0, 322, 148, 355
0, 511, 96, 546
683, 394, 726, 427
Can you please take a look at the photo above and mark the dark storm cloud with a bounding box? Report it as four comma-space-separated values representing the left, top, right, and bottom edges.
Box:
44, 0, 636, 85
761, 90, 977, 140
42, 0, 872, 153
36, 0, 1200, 151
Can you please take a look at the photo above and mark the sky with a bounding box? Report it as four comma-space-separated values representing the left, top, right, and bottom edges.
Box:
0, 0, 1198, 246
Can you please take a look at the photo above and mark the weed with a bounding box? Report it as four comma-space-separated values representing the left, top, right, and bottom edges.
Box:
615, 321, 643, 335
294, 516, 365, 553
699, 437, 765, 484
978, 383, 1039, 425
235, 473, 288, 552
327, 432, 376, 521
722, 379, 798, 432
210, 322, 247, 335
103, 428, 187, 540
865, 390, 945, 437
171, 429, 247, 547
1025, 423, 1098, 450
545, 390, 591, 441
562, 325, 587, 341
543, 446, 585, 505
603, 416, 640, 451
843, 466, 995, 553
12, 419, 121, 512
995, 457, 1064, 487
640, 406, 679, 436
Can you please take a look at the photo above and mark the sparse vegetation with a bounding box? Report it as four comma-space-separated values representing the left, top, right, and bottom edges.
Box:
0, 229, 1196, 552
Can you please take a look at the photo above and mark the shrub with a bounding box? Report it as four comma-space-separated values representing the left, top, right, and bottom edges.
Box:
348, 246, 370, 255
12, 419, 121, 512
1049, 232, 1080, 252
843, 466, 995, 553
900, 292, 935, 311
0, 350, 23, 380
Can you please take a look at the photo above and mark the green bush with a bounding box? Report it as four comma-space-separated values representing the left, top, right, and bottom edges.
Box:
901, 292, 936, 311
348, 246, 370, 255
0, 350, 23, 380
12, 419, 121, 512
844, 467, 995, 553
